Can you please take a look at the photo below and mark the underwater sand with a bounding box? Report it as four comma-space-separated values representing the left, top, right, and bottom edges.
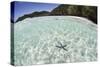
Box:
13, 16, 97, 66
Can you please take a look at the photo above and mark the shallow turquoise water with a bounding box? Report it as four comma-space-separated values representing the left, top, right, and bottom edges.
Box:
14, 16, 97, 66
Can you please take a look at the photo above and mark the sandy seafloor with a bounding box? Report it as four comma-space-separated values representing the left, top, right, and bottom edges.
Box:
13, 16, 97, 66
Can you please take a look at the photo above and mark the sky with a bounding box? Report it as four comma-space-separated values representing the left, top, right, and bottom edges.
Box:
11, 1, 59, 22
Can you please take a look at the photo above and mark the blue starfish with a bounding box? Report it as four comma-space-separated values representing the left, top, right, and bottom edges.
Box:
56, 41, 67, 51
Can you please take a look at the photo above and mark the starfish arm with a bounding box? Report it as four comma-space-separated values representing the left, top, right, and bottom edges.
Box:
56, 45, 62, 48
63, 47, 68, 51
